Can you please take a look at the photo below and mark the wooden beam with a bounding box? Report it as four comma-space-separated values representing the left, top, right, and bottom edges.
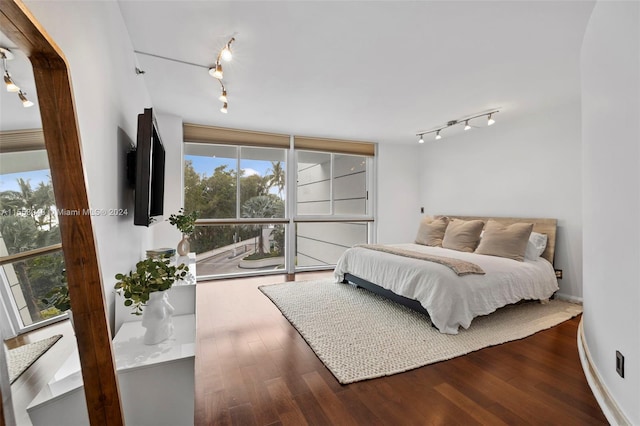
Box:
0, 1, 124, 425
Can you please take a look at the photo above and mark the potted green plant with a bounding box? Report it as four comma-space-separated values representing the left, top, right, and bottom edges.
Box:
42, 285, 71, 313
114, 256, 189, 316
168, 208, 198, 255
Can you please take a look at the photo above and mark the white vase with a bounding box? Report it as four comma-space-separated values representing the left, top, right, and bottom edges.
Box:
177, 234, 190, 256
141, 291, 175, 345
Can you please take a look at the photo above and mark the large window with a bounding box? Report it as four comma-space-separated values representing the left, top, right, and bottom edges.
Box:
0, 148, 68, 330
296, 151, 368, 216
295, 151, 371, 268
184, 143, 287, 276
183, 125, 375, 279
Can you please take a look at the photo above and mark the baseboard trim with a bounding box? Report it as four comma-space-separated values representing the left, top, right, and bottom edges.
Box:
555, 293, 583, 304
577, 318, 629, 425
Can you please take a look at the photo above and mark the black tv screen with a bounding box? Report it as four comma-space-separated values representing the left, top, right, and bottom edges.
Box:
130, 108, 166, 226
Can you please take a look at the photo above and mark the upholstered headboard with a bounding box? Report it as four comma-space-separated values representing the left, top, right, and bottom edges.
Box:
439, 215, 557, 265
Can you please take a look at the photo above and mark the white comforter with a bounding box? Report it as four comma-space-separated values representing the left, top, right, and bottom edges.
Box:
334, 243, 559, 334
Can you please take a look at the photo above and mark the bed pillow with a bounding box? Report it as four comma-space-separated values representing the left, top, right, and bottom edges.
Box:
415, 216, 449, 247
525, 231, 548, 260
475, 220, 533, 261
441, 219, 484, 252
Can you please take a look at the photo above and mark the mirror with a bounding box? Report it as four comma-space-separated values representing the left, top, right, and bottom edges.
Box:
0, 29, 81, 425
0, 1, 123, 424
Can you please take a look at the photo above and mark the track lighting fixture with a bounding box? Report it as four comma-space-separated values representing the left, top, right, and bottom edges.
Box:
134, 36, 238, 115
209, 36, 236, 113
4, 71, 19, 92
2, 46, 35, 107
18, 90, 34, 107
415, 110, 499, 144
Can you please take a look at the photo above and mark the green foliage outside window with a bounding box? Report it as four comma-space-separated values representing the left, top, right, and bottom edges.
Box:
0, 178, 66, 323
184, 160, 286, 257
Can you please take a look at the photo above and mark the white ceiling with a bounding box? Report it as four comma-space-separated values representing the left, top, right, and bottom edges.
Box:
118, 1, 595, 145
2, 1, 596, 146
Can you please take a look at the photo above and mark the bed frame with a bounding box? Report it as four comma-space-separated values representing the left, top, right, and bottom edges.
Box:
341, 216, 558, 321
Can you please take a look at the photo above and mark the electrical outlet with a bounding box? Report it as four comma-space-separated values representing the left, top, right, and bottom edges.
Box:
420, 207, 424, 213
555, 269, 563, 279
616, 351, 625, 378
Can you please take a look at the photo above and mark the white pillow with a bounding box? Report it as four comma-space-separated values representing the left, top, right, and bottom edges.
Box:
525, 232, 548, 260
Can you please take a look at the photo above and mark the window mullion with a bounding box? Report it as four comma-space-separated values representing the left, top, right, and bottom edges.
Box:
329, 153, 334, 216
286, 135, 295, 275
236, 146, 241, 219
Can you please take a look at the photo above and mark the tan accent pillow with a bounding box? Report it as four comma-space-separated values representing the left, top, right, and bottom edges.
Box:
442, 219, 485, 252
475, 220, 534, 261
415, 216, 449, 247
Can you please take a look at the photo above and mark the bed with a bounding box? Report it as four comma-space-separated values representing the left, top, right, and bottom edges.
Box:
334, 216, 559, 334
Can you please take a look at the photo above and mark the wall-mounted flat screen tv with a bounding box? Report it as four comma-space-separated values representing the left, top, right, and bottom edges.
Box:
127, 108, 165, 226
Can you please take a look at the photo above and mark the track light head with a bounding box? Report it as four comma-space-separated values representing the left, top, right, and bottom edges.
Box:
220, 102, 228, 114
18, 91, 34, 107
464, 120, 471, 131
0, 47, 15, 61
4, 72, 19, 92
220, 38, 235, 62
435, 130, 442, 140
219, 88, 228, 103
209, 62, 223, 80
487, 113, 495, 126
418, 134, 424, 144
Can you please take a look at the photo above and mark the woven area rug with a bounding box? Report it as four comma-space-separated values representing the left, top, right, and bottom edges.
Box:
259, 280, 582, 384
7, 334, 62, 384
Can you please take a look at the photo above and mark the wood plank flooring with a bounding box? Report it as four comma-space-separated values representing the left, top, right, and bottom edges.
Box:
195, 272, 607, 425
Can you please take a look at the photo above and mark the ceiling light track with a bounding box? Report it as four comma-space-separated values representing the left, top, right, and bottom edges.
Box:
133, 50, 211, 70
134, 35, 238, 115
416, 109, 500, 143
1, 47, 34, 108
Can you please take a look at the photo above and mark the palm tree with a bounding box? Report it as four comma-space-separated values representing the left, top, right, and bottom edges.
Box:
241, 194, 284, 255
266, 161, 285, 199
0, 178, 60, 322
0, 216, 42, 321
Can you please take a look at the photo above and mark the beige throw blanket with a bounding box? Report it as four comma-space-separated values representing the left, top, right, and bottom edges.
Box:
356, 244, 485, 276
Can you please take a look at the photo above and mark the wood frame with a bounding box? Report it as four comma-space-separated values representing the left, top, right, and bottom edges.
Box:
0, 1, 124, 425
342, 216, 558, 328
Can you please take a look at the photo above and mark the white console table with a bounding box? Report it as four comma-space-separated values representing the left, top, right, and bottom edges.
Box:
27, 314, 195, 426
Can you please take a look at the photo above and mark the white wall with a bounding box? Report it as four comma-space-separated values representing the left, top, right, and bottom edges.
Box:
26, 1, 153, 329
376, 143, 422, 244
418, 101, 583, 299
581, 1, 640, 423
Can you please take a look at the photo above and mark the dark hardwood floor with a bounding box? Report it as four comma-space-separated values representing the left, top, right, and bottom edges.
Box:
195, 271, 607, 425
6, 272, 606, 425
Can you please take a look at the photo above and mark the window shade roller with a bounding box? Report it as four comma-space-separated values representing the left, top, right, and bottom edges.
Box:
183, 123, 290, 148
294, 135, 375, 156
182, 123, 376, 156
